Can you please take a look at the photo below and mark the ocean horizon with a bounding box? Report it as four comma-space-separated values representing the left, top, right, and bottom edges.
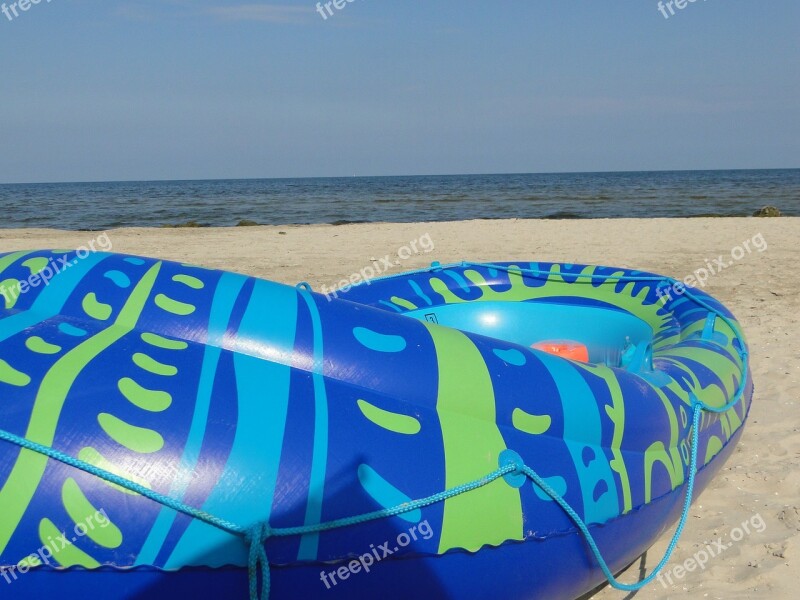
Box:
1, 168, 798, 230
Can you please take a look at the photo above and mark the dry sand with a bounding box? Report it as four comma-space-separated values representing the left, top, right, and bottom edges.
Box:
1, 217, 797, 599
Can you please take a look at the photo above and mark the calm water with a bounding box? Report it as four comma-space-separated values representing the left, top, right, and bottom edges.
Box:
1, 170, 798, 230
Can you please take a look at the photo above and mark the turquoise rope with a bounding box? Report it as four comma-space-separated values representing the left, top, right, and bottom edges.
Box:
518, 403, 706, 591
0, 262, 748, 599
0, 426, 513, 600
0, 429, 245, 537
245, 523, 271, 600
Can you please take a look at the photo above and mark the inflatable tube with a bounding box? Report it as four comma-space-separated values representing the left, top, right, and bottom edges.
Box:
0, 252, 752, 599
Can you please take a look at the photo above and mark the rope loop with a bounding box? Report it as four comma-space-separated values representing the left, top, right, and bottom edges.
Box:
245, 522, 273, 600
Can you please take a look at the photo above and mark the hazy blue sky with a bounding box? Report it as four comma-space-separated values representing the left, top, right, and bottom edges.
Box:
0, 1, 798, 183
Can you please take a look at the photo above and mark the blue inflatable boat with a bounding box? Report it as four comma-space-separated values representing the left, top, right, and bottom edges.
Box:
0, 251, 752, 599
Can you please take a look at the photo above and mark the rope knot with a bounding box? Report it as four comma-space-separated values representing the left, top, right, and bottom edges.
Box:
498, 449, 527, 488
245, 522, 272, 600
245, 522, 272, 545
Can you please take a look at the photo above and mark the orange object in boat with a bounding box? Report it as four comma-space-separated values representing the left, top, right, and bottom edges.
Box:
531, 340, 590, 362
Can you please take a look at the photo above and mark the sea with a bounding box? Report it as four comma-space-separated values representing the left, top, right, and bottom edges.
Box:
1, 169, 798, 230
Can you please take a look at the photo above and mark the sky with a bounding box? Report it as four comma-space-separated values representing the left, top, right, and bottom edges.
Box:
0, 0, 798, 183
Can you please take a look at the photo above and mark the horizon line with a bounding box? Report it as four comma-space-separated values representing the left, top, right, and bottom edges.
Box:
1, 166, 798, 187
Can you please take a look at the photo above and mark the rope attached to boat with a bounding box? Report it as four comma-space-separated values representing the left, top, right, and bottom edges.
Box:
0, 264, 749, 599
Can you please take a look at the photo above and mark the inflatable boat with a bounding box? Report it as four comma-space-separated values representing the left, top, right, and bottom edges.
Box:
0, 251, 752, 599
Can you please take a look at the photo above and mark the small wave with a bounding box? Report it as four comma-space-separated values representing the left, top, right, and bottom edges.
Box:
543, 211, 585, 220
329, 219, 369, 226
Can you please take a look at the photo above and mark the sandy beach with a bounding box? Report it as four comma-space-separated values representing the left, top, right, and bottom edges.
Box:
0, 217, 797, 599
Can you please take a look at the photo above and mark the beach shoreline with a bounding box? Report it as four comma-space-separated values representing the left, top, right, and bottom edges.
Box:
0, 217, 796, 284
1, 217, 797, 598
